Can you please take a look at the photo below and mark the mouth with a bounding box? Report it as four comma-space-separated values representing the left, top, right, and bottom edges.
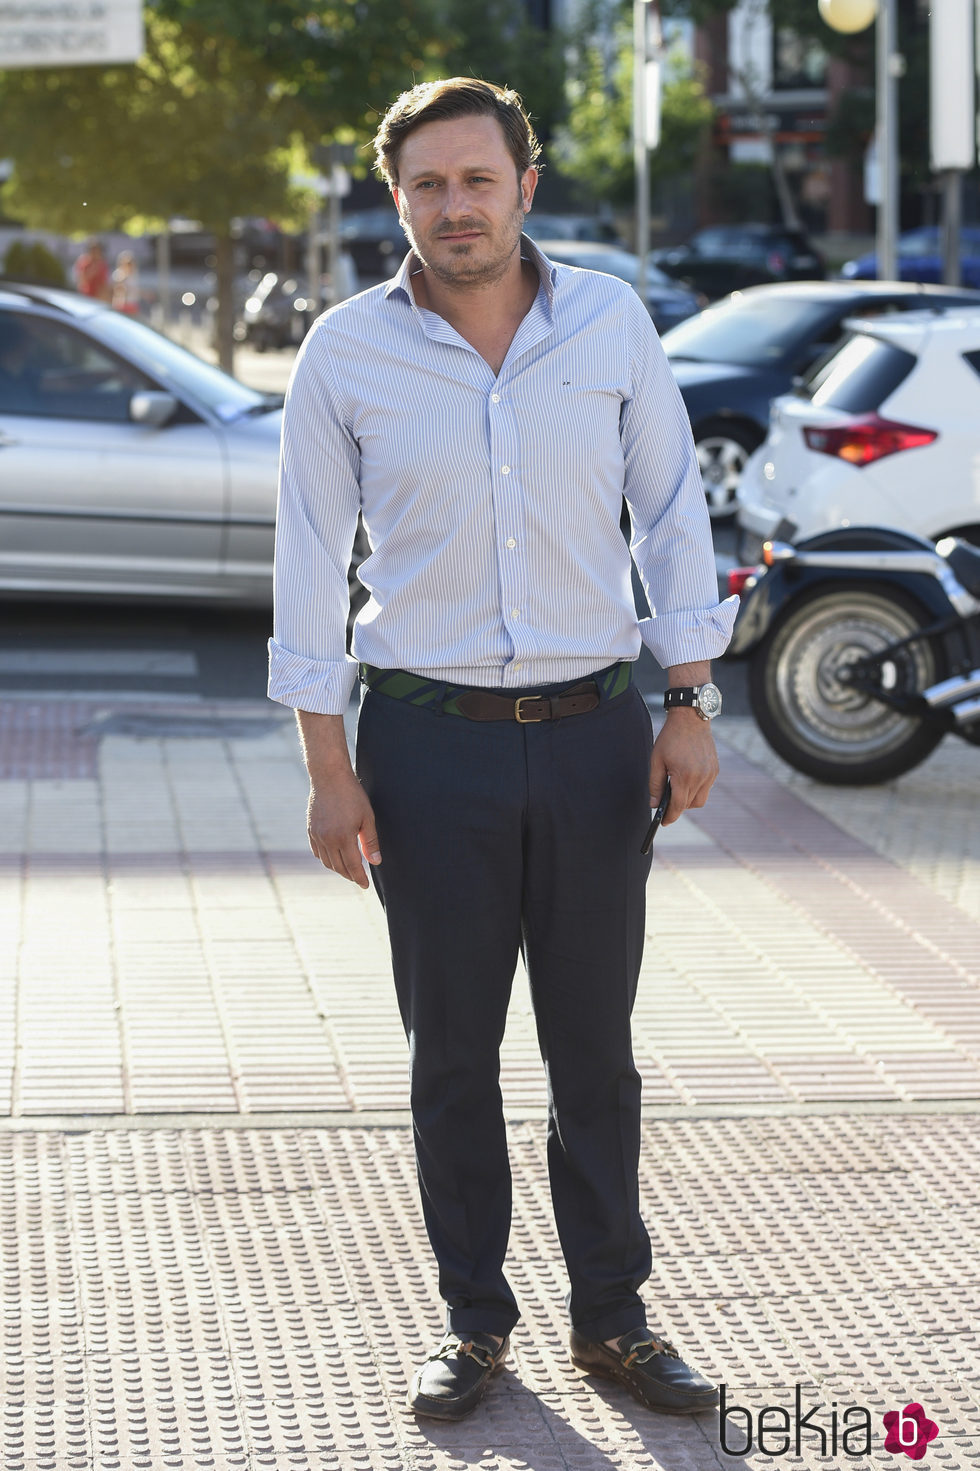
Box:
436, 230, 484, 243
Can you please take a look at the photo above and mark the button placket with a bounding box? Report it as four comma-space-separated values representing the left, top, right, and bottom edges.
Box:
488, 374, 529, 663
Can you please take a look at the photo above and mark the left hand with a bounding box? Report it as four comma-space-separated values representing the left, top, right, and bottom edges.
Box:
649, 709, 719, 825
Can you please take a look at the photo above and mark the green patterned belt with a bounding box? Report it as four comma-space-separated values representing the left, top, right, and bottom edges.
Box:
359, 661, 632, 721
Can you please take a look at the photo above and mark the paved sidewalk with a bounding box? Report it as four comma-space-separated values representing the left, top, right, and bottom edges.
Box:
1, 695, 978, 1469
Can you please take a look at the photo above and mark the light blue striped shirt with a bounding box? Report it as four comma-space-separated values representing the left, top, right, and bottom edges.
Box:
268, 239, 737, 714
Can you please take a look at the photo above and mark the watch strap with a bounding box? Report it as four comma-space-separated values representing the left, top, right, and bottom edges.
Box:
663, 686, 700, 711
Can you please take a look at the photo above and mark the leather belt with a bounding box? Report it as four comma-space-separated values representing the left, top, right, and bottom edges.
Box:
455, 682, 600, 722
359, 663, 631, 720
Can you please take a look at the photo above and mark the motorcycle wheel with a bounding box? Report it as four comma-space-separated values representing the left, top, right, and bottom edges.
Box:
748, 585, 946, 784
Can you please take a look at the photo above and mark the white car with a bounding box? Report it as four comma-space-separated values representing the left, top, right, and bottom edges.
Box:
736, 308, 980, 560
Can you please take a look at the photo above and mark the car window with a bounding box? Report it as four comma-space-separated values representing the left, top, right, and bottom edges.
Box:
793, 300, 952, 383
0, 310, 154, 421
898, 229, 938, 255
661, 295, 831, 366
93, 310, 266, 420
962, 350, 980, 380
691, 227, 751, 256
807, 333, 917, 412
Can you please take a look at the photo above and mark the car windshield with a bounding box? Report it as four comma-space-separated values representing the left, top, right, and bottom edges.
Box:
90, 311, 267, 420
661, 294, 831, 366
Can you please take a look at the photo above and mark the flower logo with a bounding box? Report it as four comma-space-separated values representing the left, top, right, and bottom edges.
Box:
883, 1403, 939, 1460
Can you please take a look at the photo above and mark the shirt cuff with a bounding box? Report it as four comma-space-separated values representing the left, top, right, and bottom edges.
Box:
267, 638, 359, 714
638, 595, 739, 670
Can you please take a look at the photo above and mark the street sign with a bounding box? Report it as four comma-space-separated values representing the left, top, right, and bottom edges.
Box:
930, 0, 975, 171
0, 0, 144, 69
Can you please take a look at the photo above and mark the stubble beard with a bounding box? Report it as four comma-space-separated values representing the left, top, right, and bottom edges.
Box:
406, 192, 527, 290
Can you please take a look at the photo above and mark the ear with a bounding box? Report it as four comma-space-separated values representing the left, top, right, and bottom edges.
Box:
520, 168, 539, 213
392, 187, 405, 219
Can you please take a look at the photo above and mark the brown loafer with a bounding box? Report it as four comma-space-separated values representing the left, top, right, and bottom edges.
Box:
570, 1326, 719, 1415
408, 1331, 509, 1420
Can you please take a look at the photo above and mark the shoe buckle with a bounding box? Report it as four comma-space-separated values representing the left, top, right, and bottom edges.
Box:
437, 1336, 494, 1370
623, 1337, 676, 1368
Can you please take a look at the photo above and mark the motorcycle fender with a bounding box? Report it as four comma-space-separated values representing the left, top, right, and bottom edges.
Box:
726, 563, 956, 659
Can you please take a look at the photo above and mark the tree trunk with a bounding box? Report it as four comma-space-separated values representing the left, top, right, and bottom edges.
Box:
214, 231, 236, 375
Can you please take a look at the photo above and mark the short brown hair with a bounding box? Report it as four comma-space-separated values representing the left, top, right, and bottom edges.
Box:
373, 77, 541, 188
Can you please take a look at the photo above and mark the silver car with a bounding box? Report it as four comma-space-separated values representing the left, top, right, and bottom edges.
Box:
0, 284, 282, 602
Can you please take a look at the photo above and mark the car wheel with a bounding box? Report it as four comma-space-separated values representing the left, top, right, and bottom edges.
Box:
694, 420, 761, 520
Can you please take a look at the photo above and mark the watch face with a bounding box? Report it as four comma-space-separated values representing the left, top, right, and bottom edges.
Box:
697, 683, 722, 719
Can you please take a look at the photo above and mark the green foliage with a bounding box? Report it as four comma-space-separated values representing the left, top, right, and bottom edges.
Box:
552, 31, 714, 205
0, 12, 316, 236
437, 0, 567, 143
1, 238, 67, 285
150, 0, 446, 150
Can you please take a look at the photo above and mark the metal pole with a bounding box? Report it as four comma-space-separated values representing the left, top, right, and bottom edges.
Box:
941, 170, 963, 285
156, 226, 171, 333
633, 0, 650, 285
876, 0, 899, 281
306, 199, 321, 313
327, 153, 341, 308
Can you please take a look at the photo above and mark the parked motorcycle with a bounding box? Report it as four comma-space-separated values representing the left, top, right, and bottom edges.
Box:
727, 527, 980, 784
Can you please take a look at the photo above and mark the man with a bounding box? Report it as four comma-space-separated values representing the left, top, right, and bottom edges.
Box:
269, 78, 737, 1422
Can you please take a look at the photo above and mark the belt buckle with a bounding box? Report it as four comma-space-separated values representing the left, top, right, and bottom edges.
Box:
514, 695, 545, 723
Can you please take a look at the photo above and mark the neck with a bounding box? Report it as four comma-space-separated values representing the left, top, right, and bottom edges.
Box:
412, 246, 533, 326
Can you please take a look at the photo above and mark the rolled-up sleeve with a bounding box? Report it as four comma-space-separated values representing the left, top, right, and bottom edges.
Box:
620, 297, 737, 668
267, 326, 361, 714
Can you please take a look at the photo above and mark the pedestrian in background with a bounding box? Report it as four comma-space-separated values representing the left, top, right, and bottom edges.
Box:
111, 250, 141, 316
73, 239, 111, 302
269, 77, 736, 1424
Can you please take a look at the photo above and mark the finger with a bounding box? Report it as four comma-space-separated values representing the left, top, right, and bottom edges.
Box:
648, 756, 669, 807
358, 823, 382, 867
335, 837, 370, 889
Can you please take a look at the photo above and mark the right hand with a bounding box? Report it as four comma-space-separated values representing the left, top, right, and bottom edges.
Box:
307, 770, 381, 889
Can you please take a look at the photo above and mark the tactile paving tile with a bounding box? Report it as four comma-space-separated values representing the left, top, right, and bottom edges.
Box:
2, 1113, 979, 1470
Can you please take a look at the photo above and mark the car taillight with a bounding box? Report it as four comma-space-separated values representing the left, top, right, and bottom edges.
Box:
727, 566, 761, 597
802, 414, 937, 466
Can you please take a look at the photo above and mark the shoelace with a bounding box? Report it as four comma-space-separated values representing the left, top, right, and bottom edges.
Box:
622, 1336, 680, 1369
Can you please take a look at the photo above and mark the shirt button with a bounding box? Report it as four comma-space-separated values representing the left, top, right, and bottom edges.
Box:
501, 464, 511, 474
491, 393, 501, 403
511, 608, 520, 618
505, 537, 516, 549
513, 663, 522, 671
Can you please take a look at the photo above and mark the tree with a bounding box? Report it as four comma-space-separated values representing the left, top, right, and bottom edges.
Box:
437, 0, 567, 143
552, 28, 714, 208
0, 1, 443, 369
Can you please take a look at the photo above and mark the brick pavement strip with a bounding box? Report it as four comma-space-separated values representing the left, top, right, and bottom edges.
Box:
2, 700, 979, 1115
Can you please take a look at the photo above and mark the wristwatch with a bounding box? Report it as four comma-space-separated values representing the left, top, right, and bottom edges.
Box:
663, 683, 722, 721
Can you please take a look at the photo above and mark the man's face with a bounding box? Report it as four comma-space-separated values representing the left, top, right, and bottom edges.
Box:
392, 114, 537, 289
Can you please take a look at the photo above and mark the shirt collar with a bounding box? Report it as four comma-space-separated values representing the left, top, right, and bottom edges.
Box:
383, 234, 558, 311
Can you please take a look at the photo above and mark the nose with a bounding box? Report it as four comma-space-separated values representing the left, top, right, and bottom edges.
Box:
441, 181, 471, 219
